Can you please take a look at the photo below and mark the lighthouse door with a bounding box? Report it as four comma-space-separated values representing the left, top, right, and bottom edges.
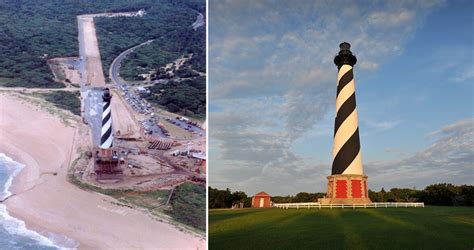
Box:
259, 198, 264, 207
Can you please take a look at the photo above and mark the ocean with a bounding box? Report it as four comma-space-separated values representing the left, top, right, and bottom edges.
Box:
0, 153, 62, 250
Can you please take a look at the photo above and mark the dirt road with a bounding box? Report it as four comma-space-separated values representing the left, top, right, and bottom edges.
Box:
77, 15, 106, 87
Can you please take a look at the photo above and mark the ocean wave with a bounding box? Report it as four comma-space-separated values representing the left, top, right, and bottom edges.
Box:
0, 205, 60, 249
0, 153, 76, 249
0, 153, 25, 200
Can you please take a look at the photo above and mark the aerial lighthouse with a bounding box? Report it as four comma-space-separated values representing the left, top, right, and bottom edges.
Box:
320, 42, 371, 204
95, 88, 121, 175
100, 88, 113, 149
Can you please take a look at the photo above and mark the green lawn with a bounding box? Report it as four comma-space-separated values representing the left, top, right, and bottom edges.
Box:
209, 206, 474, 250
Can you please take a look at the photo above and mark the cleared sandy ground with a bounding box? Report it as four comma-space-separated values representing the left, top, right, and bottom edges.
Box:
48, 57, 82, 86
110, 89, 141, 139
77, 15, 106, 87
0, 94, 205, 249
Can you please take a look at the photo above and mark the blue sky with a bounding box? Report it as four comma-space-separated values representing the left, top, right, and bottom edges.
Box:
209, 0, 473, 195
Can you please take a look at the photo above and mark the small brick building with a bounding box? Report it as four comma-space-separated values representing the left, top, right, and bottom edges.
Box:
251, 191, 271, 208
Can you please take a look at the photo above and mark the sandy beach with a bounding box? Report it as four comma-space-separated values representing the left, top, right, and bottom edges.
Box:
0, 94, 205, 249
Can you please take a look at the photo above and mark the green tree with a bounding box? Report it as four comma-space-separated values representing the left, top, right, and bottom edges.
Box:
422, 183, 460, 206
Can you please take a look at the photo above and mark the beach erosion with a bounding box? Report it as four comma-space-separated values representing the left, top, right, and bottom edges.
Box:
0, 94, 205, 249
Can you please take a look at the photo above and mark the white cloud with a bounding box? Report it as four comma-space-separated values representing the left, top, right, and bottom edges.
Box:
367, 118, 474, 190
367, 9, 415, 27
452, 65, 474, 82
365, 119, 402, 130
359, 61, 379, 70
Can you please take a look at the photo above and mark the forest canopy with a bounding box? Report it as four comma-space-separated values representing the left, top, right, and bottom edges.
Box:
0, 0, 204, 88
0, 0, 205, 116
146, 76, 206, 118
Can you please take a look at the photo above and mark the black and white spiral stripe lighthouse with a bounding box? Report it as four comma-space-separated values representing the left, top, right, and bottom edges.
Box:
322, 42, 371, 204
100, 88, 113, 149
332, 42, 361, 175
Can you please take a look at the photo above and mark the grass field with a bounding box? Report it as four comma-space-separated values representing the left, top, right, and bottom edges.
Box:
209, 206, 473, 249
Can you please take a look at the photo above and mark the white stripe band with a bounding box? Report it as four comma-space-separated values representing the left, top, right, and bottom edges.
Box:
102, 105, 111, 119
101, 118, 112, 136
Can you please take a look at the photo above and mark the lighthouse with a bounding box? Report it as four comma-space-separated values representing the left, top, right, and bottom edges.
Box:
95, 88, 120, 175
320, 42, 371, 204
100, 88, 113, 149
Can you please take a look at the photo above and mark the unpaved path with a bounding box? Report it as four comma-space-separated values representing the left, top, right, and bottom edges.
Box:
77, 15, 106, 87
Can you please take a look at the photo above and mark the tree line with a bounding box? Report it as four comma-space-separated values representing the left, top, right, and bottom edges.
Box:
209, 183, 474, 209
369, 183, 474, 206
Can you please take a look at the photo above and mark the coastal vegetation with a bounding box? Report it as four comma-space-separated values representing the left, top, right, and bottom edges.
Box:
0, 0, 110, 88
114, 22, 205, 81
69, 171, 205, 232
95, 0, 205, 79
40, 91, 81, 116
209, 207, 474, 249
146, 76, 206, 118
95, 0, 206, 116
119, 41, 180, 81
1, 0, 205, 116
166, 182, 206, 232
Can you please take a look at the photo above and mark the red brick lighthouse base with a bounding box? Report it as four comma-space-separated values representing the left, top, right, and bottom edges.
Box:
319, 175, 371, 204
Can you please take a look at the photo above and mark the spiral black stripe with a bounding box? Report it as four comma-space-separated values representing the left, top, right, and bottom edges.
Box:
103, 101, 110, 112
334, 93, 356, 136
102, 111, 111, 126
100, 89, 113, 149
101, 126, 112, 145
331, 128, 361, 175
336, 69, 353, 97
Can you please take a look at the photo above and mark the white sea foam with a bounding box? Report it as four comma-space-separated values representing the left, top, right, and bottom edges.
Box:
0, 153, 24, 199
0, 153, 77, 249
0, 205, 60, 248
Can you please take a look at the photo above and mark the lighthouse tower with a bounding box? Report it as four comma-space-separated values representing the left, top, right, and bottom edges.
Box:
95, 88, 120, 175
100, 88, 113, 149
321, 42, 371, 204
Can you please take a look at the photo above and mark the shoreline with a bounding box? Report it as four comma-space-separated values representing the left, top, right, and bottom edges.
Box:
0, 93, 205, 249
0, 93, 83, 248
0, 153, 65, 249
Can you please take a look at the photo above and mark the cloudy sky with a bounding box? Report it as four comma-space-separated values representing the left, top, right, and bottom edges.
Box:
208, 0, 473, 195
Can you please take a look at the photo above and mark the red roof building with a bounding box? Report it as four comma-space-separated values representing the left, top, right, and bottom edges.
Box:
251, 191, 271, 208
